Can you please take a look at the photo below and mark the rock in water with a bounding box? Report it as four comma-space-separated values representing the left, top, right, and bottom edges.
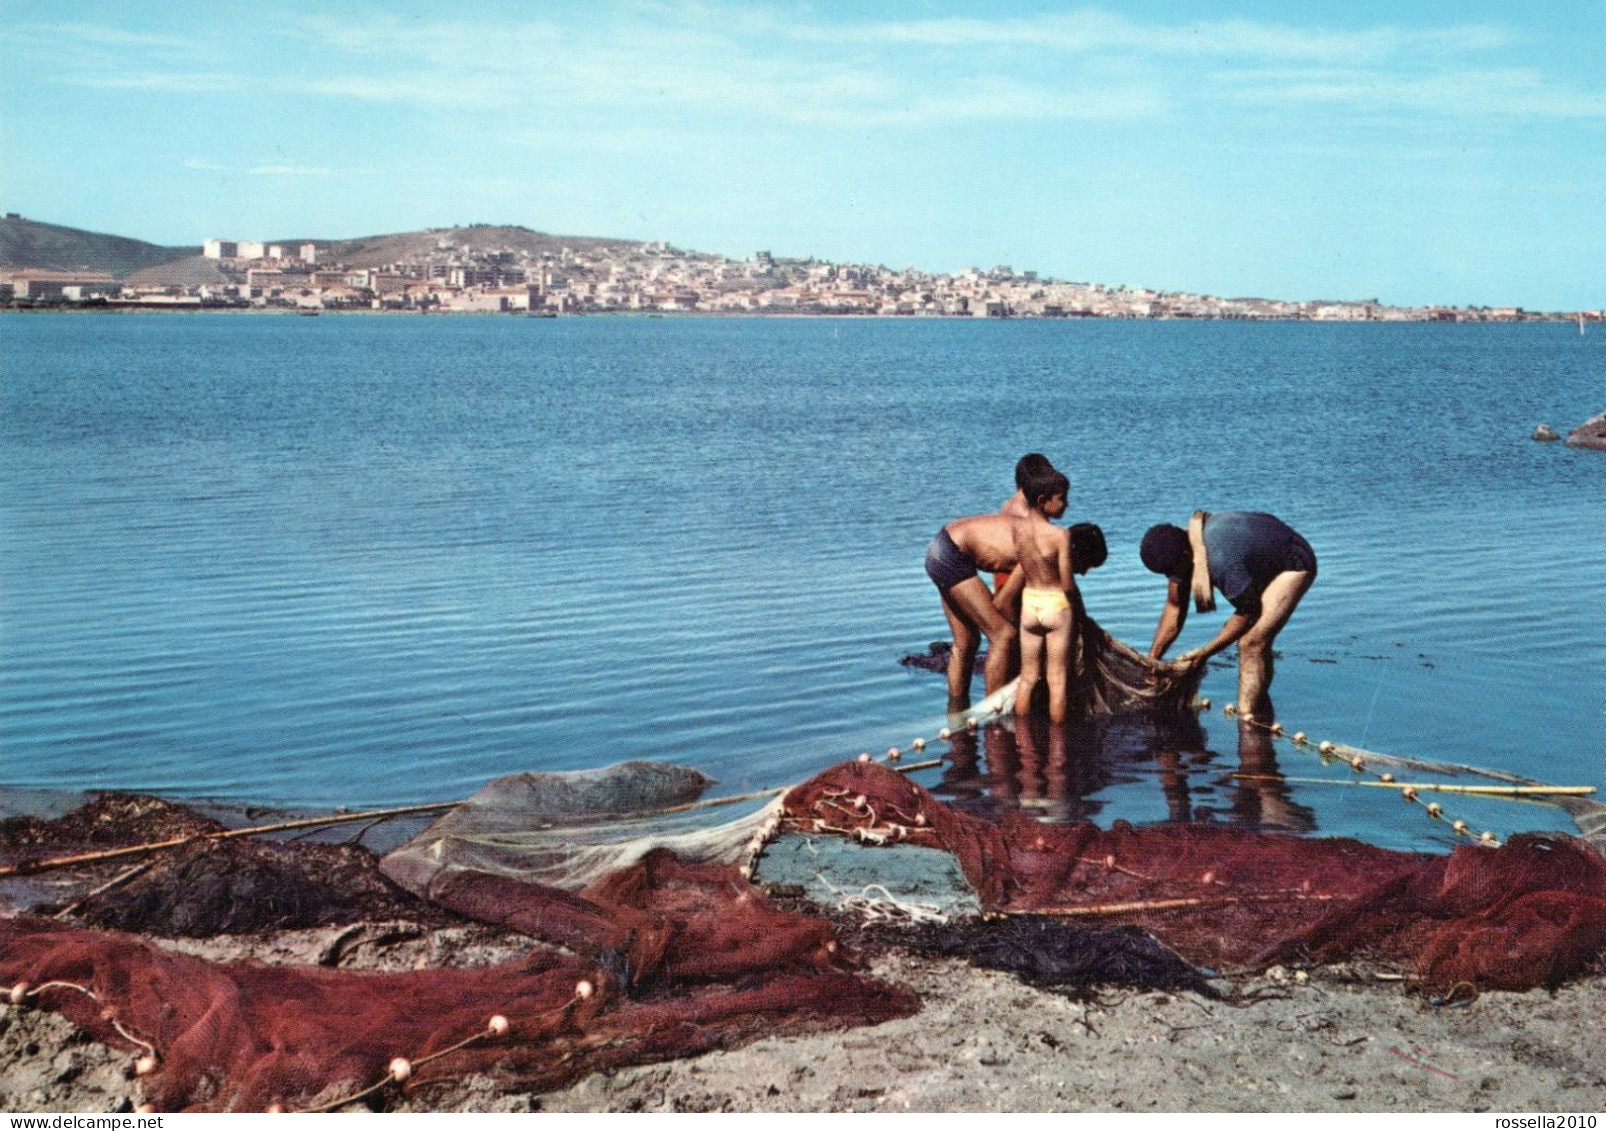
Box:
1565, 412, 1606, 451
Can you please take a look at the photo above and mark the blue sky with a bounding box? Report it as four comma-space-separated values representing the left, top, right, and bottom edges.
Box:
2, 1, 1601, 310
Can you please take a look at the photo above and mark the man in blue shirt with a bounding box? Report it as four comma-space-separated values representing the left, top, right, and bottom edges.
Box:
1140, 512, 1317, 724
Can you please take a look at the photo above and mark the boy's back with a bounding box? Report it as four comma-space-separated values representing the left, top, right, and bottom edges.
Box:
944, 512, 1023, 574
1012, 512, 1071, 592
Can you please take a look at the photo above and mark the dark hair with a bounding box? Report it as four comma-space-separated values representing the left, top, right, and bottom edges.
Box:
1140, 524, 1190, 578
1014, 453, 1054, 491
1070, 523, 1107, 573
1023, 467, 1070, 509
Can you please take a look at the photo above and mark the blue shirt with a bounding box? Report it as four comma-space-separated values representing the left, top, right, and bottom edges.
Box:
1203, 512, 1316, 616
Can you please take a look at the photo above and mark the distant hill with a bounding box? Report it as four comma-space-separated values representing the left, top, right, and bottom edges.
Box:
0, 218, 648, 278
0, 216, 198, 278
125, 256, 233, 288
281, 224, 643, 269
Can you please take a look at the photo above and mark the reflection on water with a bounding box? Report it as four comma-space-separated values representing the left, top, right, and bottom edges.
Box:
933, 706, 1315, 835
1226, 719, 1317, 832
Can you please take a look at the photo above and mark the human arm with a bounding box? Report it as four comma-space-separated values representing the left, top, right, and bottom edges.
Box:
1148, 577, 1189, 660
1056, 527, 1075, 598
1176, 610, 1254, 669
992, 567, 1027, 616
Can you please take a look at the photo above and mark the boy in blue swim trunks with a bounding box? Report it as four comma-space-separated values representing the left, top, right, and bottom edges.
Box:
925, 508, 1032, 712
1140, 511, 1317, 723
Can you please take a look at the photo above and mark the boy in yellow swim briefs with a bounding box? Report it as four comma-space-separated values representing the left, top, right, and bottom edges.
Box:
1010, 466, 1076, 722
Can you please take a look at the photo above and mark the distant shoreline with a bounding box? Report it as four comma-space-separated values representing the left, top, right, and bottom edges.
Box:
0, 304, 1590, 325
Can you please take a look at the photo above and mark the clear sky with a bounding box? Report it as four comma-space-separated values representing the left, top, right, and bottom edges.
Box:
2, 1, 1601, 310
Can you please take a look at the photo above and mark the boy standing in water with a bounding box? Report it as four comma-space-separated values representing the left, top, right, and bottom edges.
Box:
999, 453, 1056, 522
924, 511, 1025, 712
1009, 468, 1076, 721
993, 453, 1058, 679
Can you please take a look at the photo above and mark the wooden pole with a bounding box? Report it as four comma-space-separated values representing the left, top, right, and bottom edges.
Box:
1019, 891, 1341, 917
0, 801, 458, 879
1231, 774, 1595, 797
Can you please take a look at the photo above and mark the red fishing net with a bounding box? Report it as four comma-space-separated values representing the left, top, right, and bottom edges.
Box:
0, 772, 918, 1112
0, 835, 917, 1114
1, 911, 913, 1113
4, 759, 1603, 1112
782, 761, 1606, 988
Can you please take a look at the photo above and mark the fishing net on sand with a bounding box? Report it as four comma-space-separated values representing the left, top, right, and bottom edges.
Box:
1, 913, 912, 1112
5, 752, 1603, 1111
0, 763, 913, 1112
782, 762, 1606, 992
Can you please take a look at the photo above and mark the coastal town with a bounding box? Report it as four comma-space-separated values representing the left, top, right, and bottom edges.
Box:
0, 216, 1591, 323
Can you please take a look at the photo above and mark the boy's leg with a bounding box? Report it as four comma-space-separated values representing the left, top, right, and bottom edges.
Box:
945, 576, 1019, 695
993, 572, 1023, 682
939, 587, 980, 710
1043, 606, 1073, 723
1016, 617, 1044, 717
1236, 569, 1315, 722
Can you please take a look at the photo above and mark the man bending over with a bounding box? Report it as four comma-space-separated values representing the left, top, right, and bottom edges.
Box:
1140, 511, 1317, 724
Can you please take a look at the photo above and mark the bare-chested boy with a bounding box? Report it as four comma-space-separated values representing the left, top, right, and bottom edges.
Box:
924, 512, 1028, 711
991, 453, 1057, 679
999, 453, 1055, 521
1009, 467, 1075, 721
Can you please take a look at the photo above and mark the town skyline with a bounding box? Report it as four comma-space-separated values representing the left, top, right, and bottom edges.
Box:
1, 213, 1589, 321
1, 3, 1601, 314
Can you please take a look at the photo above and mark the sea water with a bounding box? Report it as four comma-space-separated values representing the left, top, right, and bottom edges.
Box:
1, 313, 1600, 851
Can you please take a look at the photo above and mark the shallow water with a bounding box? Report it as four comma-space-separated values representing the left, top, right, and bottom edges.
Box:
1, 313, 1601, 851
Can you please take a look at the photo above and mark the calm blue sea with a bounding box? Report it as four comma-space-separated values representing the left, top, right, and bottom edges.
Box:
1, 313, 1601, 851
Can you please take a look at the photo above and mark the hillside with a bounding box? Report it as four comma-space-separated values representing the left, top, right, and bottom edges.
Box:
284, 224, 643, 269
0, 217, 197, 278
0, 218, 649, 277
125, 256, 233, 288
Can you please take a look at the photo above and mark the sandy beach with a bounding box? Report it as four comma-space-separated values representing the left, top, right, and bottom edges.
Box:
3, 906, 1602, 1114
